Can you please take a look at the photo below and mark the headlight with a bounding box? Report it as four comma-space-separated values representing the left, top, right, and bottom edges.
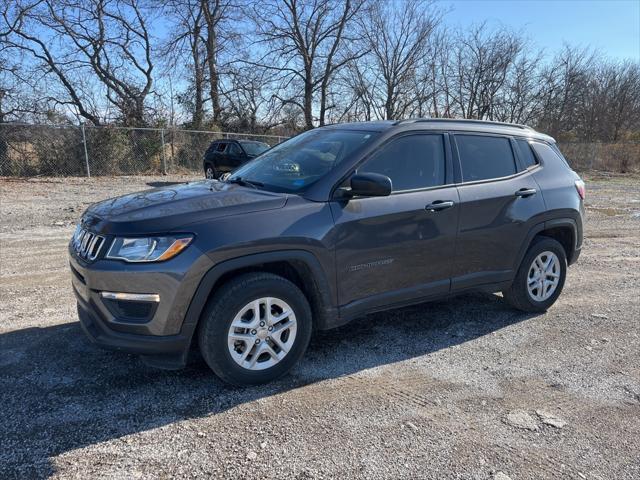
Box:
106, 235, 193, 262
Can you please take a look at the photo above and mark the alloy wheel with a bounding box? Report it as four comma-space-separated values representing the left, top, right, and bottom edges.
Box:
227, 297, 297, 371
527, 251, 561, 302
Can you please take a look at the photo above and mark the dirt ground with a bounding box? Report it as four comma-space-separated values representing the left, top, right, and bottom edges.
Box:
1, 173, 639, 480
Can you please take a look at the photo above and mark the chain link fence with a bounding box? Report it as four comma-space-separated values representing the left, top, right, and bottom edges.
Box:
0, 123, 287, 177
0, 123, 638, 177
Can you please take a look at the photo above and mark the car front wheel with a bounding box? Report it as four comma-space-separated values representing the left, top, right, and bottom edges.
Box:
198, 272, 312, 385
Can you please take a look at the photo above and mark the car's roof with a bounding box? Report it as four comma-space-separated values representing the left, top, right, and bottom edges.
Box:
238, 139, 269, 145
323, 118, 554, 142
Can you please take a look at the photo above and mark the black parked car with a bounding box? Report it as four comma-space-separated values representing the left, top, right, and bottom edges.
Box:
203, 139, 270, 179
70, 119, 585, 385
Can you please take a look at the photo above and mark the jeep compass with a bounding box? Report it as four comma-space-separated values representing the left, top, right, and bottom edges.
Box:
69, 119, 585, 385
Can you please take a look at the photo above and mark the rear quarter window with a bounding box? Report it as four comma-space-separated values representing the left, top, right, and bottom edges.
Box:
515, 139, 538, 169
456, 135, 517, 182
531, 142, 571, 168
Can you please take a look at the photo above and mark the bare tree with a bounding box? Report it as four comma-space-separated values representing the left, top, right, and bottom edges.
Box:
537, 46, 595, 138
590, 61, 640, 141
162, 0, 206, 128
0, 46, 31, 122
441, 24, 525, 120
0, 0, 638, 144
496, 50, 545, 124
356, 0, 440, 120
201, 0, 223, 123
222, 62, 283, 132
2, 0, 155, 126
248, 0, 366, 129
2, 0, 102, 124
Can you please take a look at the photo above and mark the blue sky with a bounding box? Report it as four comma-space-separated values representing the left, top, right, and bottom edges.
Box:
438, 0, 640, 60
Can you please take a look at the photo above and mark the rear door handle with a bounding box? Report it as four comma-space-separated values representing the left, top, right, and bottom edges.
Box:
515, 188, 537, 198
425, 200, 455, 212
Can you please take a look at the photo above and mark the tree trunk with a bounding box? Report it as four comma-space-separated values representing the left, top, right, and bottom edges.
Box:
304, 65, 314, 129
192, 22, 204, 129
202, 0, 222, 124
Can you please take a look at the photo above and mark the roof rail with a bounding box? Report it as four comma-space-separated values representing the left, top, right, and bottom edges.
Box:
393, 118, 534, 131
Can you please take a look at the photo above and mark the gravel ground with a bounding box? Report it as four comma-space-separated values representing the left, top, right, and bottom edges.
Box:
1, 173, 639, 479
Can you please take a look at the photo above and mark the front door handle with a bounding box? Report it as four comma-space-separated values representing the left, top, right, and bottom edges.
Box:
515, 188, 537, 198
425, 200, 455, 212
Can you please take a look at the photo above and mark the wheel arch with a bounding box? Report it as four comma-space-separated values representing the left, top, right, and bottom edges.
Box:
539, 219, 578, 264
515, 218, 579, 273
179, 250, 337, 350
203, 160, 215, 172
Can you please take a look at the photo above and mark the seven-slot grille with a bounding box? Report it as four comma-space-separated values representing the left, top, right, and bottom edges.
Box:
72, 226, 105, 261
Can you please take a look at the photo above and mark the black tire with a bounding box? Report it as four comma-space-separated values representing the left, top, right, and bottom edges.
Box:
502, 236, 567, 313
204, 163, 216, 179
198, 272, 312, 386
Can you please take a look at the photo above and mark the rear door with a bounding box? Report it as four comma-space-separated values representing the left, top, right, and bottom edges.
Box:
331, 132, 459, 311
451, 133, 546, 290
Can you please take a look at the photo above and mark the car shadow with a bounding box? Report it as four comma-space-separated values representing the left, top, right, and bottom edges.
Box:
0, 292, 536, 478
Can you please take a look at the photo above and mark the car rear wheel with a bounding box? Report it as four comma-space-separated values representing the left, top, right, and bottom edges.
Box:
198, 272, 312, 385
502, 236, 567, 312
204, 164, 216, 179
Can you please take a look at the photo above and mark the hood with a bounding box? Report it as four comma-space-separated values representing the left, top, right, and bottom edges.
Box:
82, 180, 287, 235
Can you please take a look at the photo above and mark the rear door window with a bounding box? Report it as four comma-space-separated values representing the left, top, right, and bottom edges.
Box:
216, 142, 227, 152
515, 138, 538, 169
359, 134, 446, 191
456, 135, 517, 182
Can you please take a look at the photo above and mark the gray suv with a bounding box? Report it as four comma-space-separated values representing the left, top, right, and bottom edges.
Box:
69, 119, 585, 385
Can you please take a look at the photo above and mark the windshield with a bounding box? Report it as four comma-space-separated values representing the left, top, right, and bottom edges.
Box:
240, 141, 270, 156
229, 129, 378, 193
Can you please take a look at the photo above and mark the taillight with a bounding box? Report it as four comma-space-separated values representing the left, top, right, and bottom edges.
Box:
575, 179, 586, 200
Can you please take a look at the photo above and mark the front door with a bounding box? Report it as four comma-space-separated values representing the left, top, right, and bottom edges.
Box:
331, 133, 459, 312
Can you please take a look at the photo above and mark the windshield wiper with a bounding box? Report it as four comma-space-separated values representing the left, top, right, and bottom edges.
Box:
225, 177, 264, 190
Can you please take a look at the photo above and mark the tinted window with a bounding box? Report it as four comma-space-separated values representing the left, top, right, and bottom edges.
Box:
229, 129, 378, 193
359, 134, 445, 191
216, 143, 227, 152
240, 141, 269, 156
456, 135, 516, 182
515, 139, 538, 168
227, 143, 242, 155
532, 142, 569, 167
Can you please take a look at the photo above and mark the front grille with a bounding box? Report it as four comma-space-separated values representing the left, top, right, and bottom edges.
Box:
72, 226, 105, 261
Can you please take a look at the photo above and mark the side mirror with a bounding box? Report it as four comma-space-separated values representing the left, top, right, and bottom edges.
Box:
348, 172, 392, 197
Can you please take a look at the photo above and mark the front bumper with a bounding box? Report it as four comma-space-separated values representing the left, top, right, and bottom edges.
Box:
76, 298, 191, 357
69, 242, 213, 368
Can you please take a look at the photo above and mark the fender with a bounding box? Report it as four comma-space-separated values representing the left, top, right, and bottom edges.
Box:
544, 217, 581, 264
513, 217, 580, 273
178, 249, 336, 342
